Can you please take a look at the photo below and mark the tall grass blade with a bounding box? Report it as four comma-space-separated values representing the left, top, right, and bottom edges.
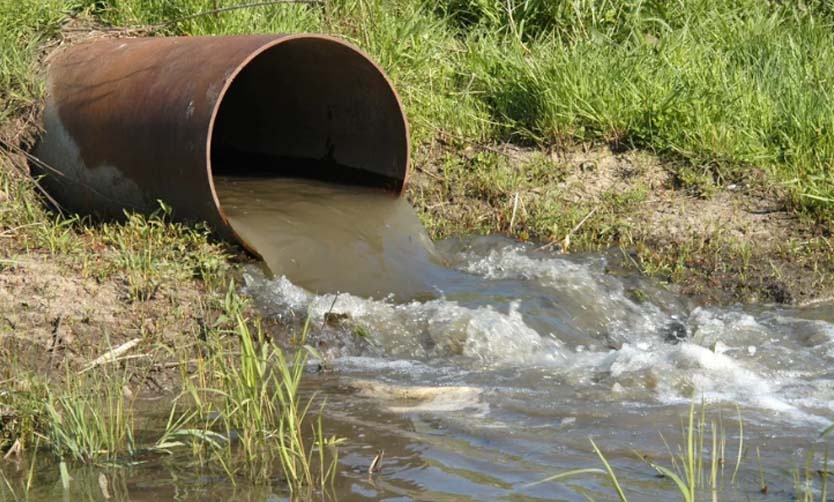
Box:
525, 468, 608, 487
25, 436, 39, 493
649, 463, 693, 502
589, 438, 628, 502
822, 446, 829, 502
59, 460, 70, 491
685, 401, 696, 501
731, 405, 744, 485
0, 470, 20, 502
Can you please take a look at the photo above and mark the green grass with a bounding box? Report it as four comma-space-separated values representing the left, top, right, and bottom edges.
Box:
184, 314, 340, 490
535, 401, 833, 502
410, 148, 644, 247
456, 1, 834, 216
0, 0, 67, 124
42, 368, 136, 464
156, 310, 342, 492
4, 1, 834, 219
96, 203, 228, 301
110, 0, 834, 218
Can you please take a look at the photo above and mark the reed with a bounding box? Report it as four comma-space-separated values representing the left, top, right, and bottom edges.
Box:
1, 295, 338, 496
532, 401, 750, 500
42, 368, 136, 464
534, 401, 834, 501
160, 313, 341, 492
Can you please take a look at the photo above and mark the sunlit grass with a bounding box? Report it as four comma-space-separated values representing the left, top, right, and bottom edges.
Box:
43, 368, 136, 464
534, 401, 834, 501
534, 401, 761, 502
10, 0, 825, 221
94, 202, 227, 301
0, 0, 66, 124
165, 312, 342, 491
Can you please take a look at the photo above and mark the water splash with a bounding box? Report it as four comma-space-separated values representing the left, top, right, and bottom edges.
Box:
244, 235, 834, 424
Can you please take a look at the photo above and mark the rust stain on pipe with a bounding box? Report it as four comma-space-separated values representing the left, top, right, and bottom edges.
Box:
35, 35, 410, 254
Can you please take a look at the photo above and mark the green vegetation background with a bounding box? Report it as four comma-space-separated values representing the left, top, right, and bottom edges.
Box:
4, 0, 834, 221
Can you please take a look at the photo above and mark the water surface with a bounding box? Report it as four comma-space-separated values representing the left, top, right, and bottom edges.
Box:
6, 178, 833, 501
218, 177, 833, 500
242, 234, 834, 500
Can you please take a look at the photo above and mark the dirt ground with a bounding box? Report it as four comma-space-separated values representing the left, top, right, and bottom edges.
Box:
0, 149, 239, 388
409, 142, 834, 306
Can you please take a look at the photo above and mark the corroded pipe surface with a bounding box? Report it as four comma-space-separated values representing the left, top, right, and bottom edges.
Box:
35, 35, 410, 252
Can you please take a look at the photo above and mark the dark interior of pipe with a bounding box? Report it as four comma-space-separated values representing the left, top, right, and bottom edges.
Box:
209, 37, 408, 192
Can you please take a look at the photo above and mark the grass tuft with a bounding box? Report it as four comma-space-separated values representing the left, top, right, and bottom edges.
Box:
157, 311, 341, 492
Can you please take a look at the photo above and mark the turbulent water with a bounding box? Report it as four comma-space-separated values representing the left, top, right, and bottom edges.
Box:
241, 235, 834, 500
215, 177, 834, 500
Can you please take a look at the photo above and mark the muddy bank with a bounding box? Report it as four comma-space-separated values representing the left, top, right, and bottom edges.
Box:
0, 150, 241, 396
409, 142, 834, 306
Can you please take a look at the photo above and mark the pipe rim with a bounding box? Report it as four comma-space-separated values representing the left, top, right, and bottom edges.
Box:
205, 33, 411, 256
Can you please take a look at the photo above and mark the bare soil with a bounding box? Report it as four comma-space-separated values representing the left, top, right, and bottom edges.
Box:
409, 143, 834, 306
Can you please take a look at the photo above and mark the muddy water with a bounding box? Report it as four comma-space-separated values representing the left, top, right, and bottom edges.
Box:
242, 236, 834, 500
6, 179, 833, 500
214, 176, 448, 301
222, 178, 834, 499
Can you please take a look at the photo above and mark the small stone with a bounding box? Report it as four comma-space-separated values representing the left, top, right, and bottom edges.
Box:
324, 312, 350, 326
662, 320, 688, 344
579, 160, 596, 172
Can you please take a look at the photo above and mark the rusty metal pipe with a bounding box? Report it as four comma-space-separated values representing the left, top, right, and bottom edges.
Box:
35, 35, 410, 253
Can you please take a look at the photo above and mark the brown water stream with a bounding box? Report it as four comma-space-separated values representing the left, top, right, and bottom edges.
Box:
214, 176, 446, 301
217, 177, 834, 500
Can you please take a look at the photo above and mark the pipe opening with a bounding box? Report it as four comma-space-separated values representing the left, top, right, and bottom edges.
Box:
209, 36, 409, 194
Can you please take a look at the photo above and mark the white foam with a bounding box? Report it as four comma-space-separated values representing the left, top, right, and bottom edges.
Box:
459, 246, 674, 341
242, 241, 834, 427
586, 338, 827, 423
244, 270, 563, 367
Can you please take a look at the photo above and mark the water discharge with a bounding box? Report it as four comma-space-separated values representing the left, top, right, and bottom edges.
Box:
240, 234, 834, 500
214, 177, 834, 499
215, 176, 449, 301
